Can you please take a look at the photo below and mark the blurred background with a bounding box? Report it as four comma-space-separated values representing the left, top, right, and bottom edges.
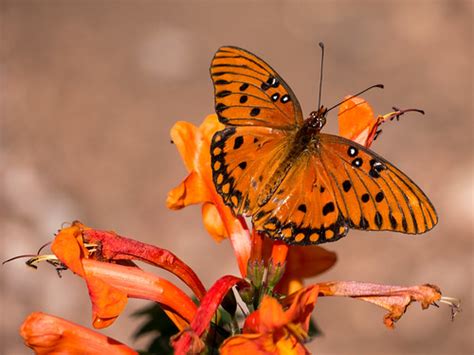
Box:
1, 1, 472, 354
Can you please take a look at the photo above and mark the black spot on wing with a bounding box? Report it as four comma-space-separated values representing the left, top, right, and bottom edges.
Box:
233, 136, 244, 149
250, 107, 261, 117
342, 180, 352, 192
322, 202, 335, 216
239, 83, 249, 91
375, 191, 384, 203
238, 161, 247, 169
374, 212, 383, 229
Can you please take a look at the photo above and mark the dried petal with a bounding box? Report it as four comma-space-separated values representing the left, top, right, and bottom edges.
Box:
317, 281, 442, 328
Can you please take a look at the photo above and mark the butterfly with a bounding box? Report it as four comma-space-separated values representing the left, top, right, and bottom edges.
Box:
209, 46, 437, 245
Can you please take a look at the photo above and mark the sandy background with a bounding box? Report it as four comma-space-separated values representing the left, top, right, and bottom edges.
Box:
1, 1, 472, 354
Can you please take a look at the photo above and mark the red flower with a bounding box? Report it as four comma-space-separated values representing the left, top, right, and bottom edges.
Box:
220, 285, 319, 354
50, 222, 201, 329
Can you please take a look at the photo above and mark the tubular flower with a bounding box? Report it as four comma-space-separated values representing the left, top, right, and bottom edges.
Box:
167, 114, 251, 276
274, 245, 337, 295
20, 312, 137, 355
14, 94, 459, 355
172, 275, 248, 354
338, 96, 424, 148
220, 285, 319, 355
49, 222, 200, 329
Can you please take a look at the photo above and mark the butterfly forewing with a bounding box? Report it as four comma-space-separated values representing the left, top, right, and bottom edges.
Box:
211, 46, 304, 128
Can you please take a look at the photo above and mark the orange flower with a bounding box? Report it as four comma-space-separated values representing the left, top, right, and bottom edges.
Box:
50, 222, 199, 330
275, 245, 337, 295
220, 285, 319, 355
338, 96, 424, 148
20, 312, 137, 355
167, 115, 251, 276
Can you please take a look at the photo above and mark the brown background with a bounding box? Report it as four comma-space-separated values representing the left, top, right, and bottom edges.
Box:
1, 1, 472, 354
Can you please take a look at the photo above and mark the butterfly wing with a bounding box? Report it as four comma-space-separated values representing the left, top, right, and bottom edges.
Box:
210, 46, 304, 128
211, 125, 295, 215
251, 149, 349, 244
319, 134, 437, 234
252, 133, 437, 245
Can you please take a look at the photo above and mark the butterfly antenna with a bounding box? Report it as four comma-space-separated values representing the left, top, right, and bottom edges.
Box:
317, 42, 325, 110
327, 84, 384, 112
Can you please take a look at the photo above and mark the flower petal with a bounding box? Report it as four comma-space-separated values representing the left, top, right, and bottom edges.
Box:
247, 296, 288, 333
20, 312, 137, 355
82, 224, 206, 299
202, 202, 227, 242
168, 115, 252, 276
82, 259, 197, 329
317, 281, 442, 328
172, 275, 246, 354
220, 333, 278, 354
170, 121, 201, 172
338, 96, 377, 146
167, 171, 212, 209
85, 274, 129, 329
281, 285, 319, 332
276, 246, 337, 294
51, 225, 88, 277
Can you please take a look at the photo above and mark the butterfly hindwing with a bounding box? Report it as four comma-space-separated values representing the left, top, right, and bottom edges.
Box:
211, 125, 293, 216
211, 46, 304, 128
252, 151, 348, 245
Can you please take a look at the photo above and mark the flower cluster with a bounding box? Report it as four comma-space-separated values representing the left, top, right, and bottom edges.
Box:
16, 98, 459, 354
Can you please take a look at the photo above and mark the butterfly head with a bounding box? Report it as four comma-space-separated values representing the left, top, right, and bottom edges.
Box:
307, 106, 328, 132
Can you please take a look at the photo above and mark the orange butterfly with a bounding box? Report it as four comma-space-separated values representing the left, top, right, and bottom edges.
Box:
209, 46, 437, 245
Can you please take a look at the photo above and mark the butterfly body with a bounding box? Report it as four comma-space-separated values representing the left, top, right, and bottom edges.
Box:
210, 46, 437, 245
